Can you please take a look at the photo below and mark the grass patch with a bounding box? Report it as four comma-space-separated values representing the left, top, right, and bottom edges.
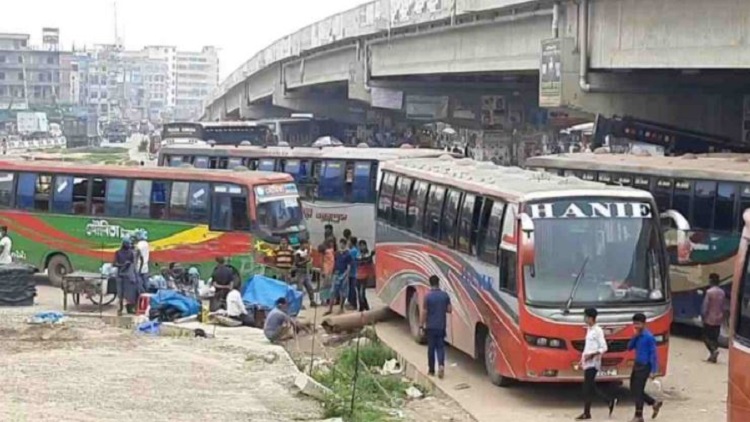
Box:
312, 338, 413, 422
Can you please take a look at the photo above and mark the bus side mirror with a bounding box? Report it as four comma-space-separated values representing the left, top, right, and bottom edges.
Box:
518, 213, 535, 268
661, 209, 691, 264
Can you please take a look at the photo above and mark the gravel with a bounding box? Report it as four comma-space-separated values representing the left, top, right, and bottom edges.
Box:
0, 309, 324, 422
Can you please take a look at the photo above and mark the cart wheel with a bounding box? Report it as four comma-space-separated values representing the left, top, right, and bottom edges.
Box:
72, 293, 81, 306
90, 293, 117, 306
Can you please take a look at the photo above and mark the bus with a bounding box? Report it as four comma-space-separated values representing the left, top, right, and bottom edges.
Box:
376, 156, 680, 385
160, 122, 273, 149
526, 152, 746, 337
729, 209, 750, 422
0, 160, 306, 287
157, 144, 451, 249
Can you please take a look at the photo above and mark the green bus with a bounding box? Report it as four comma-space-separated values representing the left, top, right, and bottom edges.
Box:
0, 159, 307, 287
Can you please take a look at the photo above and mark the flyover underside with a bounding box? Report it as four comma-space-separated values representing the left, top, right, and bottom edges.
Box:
371, 14, 551, 77
284, 46, 356, 89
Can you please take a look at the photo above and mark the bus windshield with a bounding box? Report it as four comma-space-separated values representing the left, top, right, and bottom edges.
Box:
524, 198, 666, 307
254, 183, 305, 234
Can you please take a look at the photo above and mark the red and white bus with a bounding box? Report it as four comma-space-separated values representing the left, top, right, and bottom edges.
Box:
729, 209, 750, 421
157, 144, 450, 250
376, 156, 682, 385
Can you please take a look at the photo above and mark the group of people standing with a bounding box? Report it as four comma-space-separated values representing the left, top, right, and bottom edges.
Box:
319, 225, 373, 315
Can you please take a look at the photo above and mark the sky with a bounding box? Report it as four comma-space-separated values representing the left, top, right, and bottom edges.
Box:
4, 0, 371, 80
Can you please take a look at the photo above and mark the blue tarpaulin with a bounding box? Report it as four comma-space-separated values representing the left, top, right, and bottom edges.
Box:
241, 275, 304, 316
149, 290, 201, 317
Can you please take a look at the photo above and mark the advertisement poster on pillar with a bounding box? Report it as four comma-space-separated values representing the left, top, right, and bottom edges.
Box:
300, 201, 376, 248
540, 39, 562, 108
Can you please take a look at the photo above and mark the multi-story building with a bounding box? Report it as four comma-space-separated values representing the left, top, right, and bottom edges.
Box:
0, 29, 64, 109
174, 46, 219, 121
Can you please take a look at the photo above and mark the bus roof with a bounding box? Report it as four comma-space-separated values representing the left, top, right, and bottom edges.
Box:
382, 155, 653, 202
0, 160, 291, 186
526, 152, 750, 183
159, 145, 452, 161
165, 121, 263, 128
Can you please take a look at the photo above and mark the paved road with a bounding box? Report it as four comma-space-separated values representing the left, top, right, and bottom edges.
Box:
377, 318, 727, 422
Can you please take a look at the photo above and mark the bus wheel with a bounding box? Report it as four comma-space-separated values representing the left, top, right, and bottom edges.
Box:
407, 294, 426, 344
47, 255, 72, 288
484, 334, 513, 387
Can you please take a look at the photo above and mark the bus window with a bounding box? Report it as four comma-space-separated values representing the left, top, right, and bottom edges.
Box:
654, 178, 672, 211
131, 180, 152, 218
407, 180, 428, 232
247, 159, 259, 170
615, 174, 632, 186
105, 179, 128, 217
16, 173, 36, 210
91, 178, 106, 215
319, 161, 345, 201
736, 249, 750, 342
693, 181, 716, 230
0, 173, 14, 208
210, 186, 249, 231
352, 162, 373, 203
580, 171, 597, 182
188, 183, 209, 222
634, 176, 650, 191
228, 158, 243, 169
151, 181, 170, 219
258, 159, 276, 172
715, 183, 736, 232
193, 156, 209, 169
478, 199, 504, 264
72, 177, 87, 214
740, 185, 750, 229
52, 176, 73, 214
392, 177, 412, 227
598, 172, 612, 185
169, 156, 183, 167
377, 173, 396, 220
499, 204, 517, 294
284, 160, 301, 181
424, 185, 446, 240
457, 193, 478, 254
33, 174, 52, 212
441, 190, 461, 248
170, 182, 190, 220
673, 180, 692, 222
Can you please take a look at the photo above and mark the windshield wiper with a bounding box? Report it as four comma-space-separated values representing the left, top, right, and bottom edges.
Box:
563, 256, 589, 315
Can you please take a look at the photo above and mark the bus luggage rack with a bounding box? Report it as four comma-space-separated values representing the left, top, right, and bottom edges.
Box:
572, 339, 630, 353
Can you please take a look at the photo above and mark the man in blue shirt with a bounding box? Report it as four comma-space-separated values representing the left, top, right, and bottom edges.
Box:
347, 236, 364, 310
325, 238, 352, 316
627, 313, 663, 422
420, 275, 452, 379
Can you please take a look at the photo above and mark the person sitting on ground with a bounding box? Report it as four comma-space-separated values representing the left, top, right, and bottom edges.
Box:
264, 297, 297, 343
226, 280, 253, 327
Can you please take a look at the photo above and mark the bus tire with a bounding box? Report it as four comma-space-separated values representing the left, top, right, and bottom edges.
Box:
484, 333, 514, 387
47, 254, 72, 288
407, 293, 426, 344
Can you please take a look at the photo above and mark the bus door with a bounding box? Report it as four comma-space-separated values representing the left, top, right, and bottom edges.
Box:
209, 184, 250, 232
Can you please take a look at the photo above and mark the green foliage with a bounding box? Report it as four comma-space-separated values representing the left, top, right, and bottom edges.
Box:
312, 338, 410, 422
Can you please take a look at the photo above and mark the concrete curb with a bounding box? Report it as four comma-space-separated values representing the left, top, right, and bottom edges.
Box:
374, 324, 479, 422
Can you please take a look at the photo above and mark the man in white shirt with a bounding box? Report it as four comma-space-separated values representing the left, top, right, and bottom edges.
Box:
226, 281, 253, 327
0, 226, 12, 265
577, 307, 617, 420
135, 230, 150, 287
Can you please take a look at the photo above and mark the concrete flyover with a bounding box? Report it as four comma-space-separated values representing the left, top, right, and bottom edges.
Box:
206, 0, 750, 146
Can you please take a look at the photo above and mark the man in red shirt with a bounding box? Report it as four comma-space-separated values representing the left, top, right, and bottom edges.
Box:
702, 273, 726, 363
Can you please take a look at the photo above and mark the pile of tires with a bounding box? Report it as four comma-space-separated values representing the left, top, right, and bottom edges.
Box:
0, 264, 37, 307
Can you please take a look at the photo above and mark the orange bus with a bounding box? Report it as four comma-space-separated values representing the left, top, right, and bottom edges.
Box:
0, 160, 305, 287
376, 156, 682, 385
729, 209, 750, 421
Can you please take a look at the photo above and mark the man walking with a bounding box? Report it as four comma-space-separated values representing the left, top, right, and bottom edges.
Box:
420, 275, 451, 379
293, 239, 317, 307
627, 313, 663, 422
576, 307, 617, 420
702, 273, 726, 363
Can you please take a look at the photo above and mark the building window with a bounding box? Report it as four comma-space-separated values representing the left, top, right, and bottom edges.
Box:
17, 56, 23, 64
47, 56, 54, 65
0, 72, 4, 80
0, 56, 5, 63
18, 72, 23, 81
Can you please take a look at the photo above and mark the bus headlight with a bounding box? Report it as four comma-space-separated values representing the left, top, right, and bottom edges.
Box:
524, 334, 567, 350
654, 333, 669, 345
